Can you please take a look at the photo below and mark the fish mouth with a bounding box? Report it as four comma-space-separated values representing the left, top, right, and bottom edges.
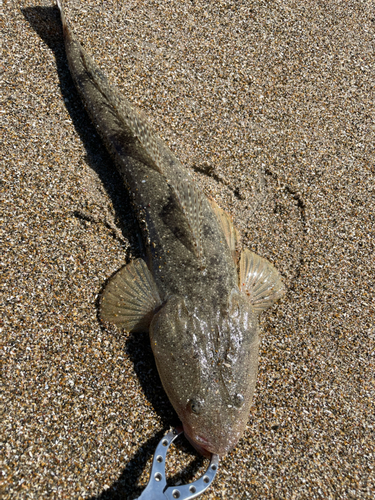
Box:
183, 422, 238, 457
183, 426, 212, 457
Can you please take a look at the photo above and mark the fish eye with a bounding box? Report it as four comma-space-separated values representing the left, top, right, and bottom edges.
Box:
233, 393, 244, 408
189, 398, 204, 415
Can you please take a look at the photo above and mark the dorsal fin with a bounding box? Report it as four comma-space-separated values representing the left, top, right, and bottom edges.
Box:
239, 249, 285, 313
209, 198, 240, 264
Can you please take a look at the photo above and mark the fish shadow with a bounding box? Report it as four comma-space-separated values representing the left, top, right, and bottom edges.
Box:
21, 5, 204, 498
21, 5, 137, 252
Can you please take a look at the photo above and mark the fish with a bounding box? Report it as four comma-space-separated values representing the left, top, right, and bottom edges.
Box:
56, 0, 284, 456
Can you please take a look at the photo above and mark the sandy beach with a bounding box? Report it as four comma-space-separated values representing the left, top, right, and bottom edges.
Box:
2, 0, 374, 498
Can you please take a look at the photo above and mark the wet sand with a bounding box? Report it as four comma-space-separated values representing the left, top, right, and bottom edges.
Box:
2, 1, 374, 498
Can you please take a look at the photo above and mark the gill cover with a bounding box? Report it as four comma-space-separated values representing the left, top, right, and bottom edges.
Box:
150, 296, 201, 411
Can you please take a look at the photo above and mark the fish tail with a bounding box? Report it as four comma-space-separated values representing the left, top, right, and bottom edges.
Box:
55, 0, 167, 178
56, 1, 72, 43
56, 1, 65, 26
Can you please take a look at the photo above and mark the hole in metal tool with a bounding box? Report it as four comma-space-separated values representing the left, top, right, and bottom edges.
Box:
172, 489, 181, 498
154, 472, 162, 482
162, 439, 168, 446
189, 485, 197, 493
203, 475, 209, 483
156, 455, 163, 463
211, 464, 217, 471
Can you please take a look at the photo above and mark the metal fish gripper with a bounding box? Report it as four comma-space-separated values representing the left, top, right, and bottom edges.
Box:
135, 428, 219, 500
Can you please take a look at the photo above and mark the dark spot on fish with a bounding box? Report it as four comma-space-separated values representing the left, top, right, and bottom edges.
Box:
202, 223, 214, 238
210, 256, 219, 267
160, 195, 198, 256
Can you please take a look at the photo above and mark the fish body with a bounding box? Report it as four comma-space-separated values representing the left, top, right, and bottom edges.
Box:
57, 0, 284, 456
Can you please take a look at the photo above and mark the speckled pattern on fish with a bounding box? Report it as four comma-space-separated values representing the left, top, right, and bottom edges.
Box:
1, 0, 374, 499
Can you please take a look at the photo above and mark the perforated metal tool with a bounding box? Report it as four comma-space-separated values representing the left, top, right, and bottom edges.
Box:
136, 428, 219, 500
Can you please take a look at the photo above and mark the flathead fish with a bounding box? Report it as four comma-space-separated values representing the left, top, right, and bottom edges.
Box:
57, 0, 284, 456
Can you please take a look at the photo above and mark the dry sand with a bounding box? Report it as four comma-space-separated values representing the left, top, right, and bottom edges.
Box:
1, 0, 374, 498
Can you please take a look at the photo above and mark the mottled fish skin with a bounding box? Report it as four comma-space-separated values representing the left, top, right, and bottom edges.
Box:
57, 0, 284, 456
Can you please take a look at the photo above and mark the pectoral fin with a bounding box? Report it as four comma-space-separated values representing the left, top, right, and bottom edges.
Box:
239, 249, 284, 313
209, 198, 240, 264
100, 258, 162, 332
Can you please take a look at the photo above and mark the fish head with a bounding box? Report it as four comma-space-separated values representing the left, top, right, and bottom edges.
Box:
150, 290, 260, 456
